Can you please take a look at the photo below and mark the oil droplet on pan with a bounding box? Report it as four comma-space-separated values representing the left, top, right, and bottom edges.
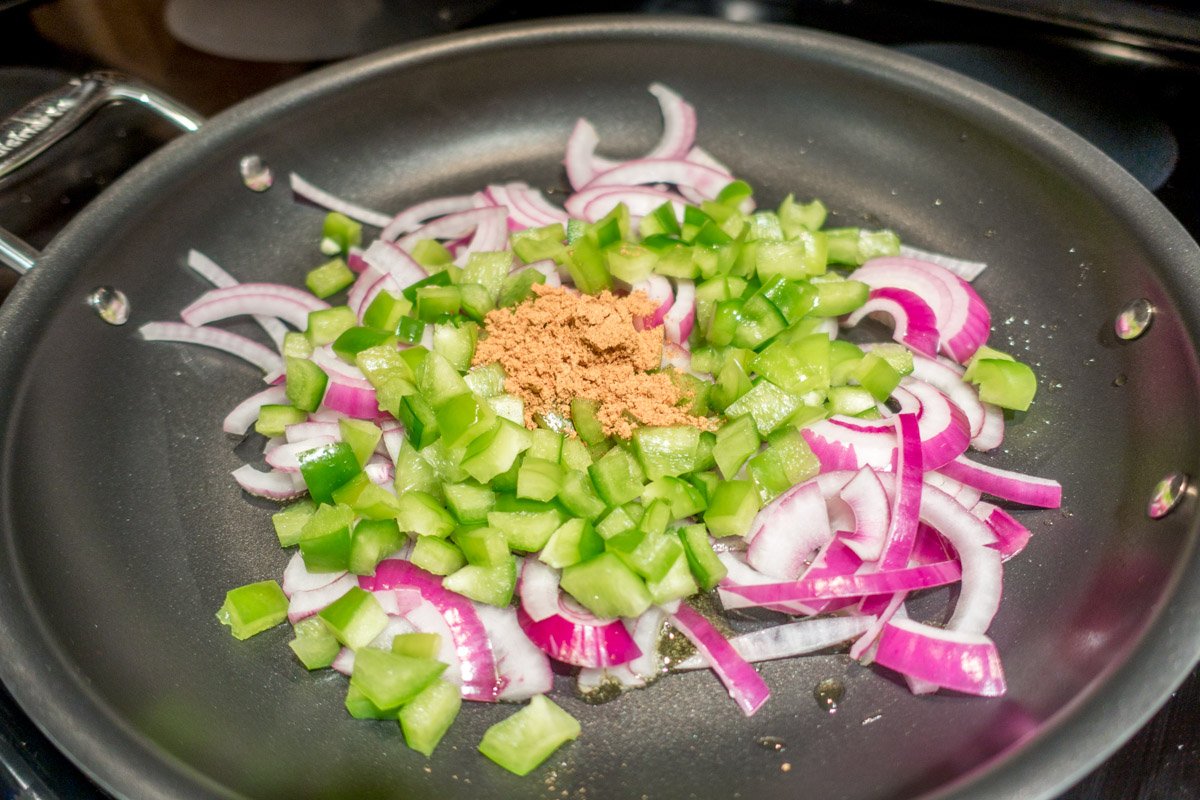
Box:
813, 678, 845, 714
86, 286, 130, 325
239, 154, 274, 192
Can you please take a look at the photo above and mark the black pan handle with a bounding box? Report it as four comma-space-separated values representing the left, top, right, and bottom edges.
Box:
0, 71, 205, 276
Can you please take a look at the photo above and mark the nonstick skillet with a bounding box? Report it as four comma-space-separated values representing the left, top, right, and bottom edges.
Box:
1, 16, 1198, 800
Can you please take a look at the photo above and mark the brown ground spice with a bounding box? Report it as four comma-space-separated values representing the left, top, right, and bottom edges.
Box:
472, 284, 715, 439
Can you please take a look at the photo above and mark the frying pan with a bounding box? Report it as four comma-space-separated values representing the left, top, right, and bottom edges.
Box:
1, 16, 1199, 800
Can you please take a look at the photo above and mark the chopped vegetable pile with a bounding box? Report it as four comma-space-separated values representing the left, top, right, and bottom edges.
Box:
144, 83, 1061, 776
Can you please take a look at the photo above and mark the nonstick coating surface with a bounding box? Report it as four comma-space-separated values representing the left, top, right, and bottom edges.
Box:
2, 17, 1199, 800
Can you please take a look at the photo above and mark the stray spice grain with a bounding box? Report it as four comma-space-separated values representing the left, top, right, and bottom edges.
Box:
472, 284, 714, 439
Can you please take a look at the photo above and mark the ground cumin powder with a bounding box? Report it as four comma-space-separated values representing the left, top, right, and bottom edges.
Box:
472, 284, 714, 439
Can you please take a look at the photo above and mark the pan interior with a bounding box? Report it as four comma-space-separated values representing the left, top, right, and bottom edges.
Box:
2, 21, 1199, 800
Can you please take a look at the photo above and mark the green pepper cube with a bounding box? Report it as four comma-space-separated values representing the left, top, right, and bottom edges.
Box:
539, 518, 604, 569
410, 535, 467, 576
298, 502, 356, 572
349, 518, 404, 576
588, 446, 646, 507
725, 379, 801, 437
298, 442, 362, 504
631, 425, 701, 480
644, 550, 699, 605
338, 418, 383, 466
557, 469, 608, 521
703, 479, 761, 538
306, 305, 358, 347
361, 290, 413, 334
607, 529, 684, 583
641, 476, 707, 519
317, 586, 389, 650
306, 257, 355, 299
323, 211, 362, 252
487, 509, 563, 553
288, 617, 340, 670
391, 632, 443, 660
442, 556, 517, 607
395, 491, 456, 538
970, 358, 1037, 411
400, 677, 462, 757
851, 351, 901, 401
350, 647, 447, 710
479, 695, 581, 776
810, 277, 871, 316
678, 523, 728, 591
284, 357, 329, 414
272, 499, 316, 547
344, 682, 401, 720
216, 580, 288, 640
255, 403, 308, 438
560, 553, 652, 619
442, 481, 497, 526
517, 458, 564, 503
463, 363, 507, 399
453, 526, 511, 567
435, 393, 496, 450
569, 398, 608, 445
283, 331, 313, 358
461, 418, 533, 484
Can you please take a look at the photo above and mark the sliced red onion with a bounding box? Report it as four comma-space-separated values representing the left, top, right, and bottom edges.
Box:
972, 502, 1033, 561
939, 455, 1062, 508
663, 279, 696, 345
285, 421, 340, 443
924, 471, 983, 509
140, 321, 284, 380
582, 158, 733, 200
838, 466, 891, 562
852, 256, 990, 362
265, 436, 336, 472
186, 249, 288, 349
843, 287, 940, 358
895, 379, 972, 470
564, 118, 602, 190
630, 275, 674, 328
972, 403, 1005, 452
673, 615, 875, 670
182, 283, 328, 327
593, 83, 697, 173
475, 604, 555, 702
394, 207, 509, 254
517, 560, 641, 668
660, 342, 693, 372
331, 647, 355, 676
288, 173, 391, 228
322, 380, 387, 421
281, 551, 346, 596
367, 615, 419, 649
717, 550, 820, 615
919, 485, 1003, 635
381, 427, 405, 464
403, 599, 463, 686
878, 413, 924, 571
223, 385, 289, 435
362, 560, 500, 701
287, 572, 357, 624
874, 617, 1006, 696
898, 244, 988, 282
746, 481, 833, 579
231, 464, 306, 500
901, 350, 985, 437
507, 183, 568, 226
454, 207, 510, 265
380, 194, 477, 241
365, 461, 395, 486
670, 604, 770, 717
802, 416, 897, 472
566, 185, 687, 222
718, 559, 963, 609
310, 345, 374, 389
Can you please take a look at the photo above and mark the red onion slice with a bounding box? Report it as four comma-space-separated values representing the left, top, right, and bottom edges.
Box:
746, 481, 834, 579
972, 402, 1006, 452
843, 287, 941, 358
281, 551, 347, 596
670, 604, 770, 717
939, 455, 1063, 508
718, 559, 963, 609
286, 573, 358, 624
140, 321, 284, 380
475, 605, 554, 702
973, 502, 1034, 561
223, 385, 289, 435
874, 617, 1006, 696
663, 279, 696, 345
673, 615, 875, 670
566, 186, 688, 222
288, 173, 391, 228
581, 158, 733, 200
230, 464, 306, 500
380, 194, 477, 242
187, 249, 288, 349
362, 560, 501, 701
838, 466, 891, 562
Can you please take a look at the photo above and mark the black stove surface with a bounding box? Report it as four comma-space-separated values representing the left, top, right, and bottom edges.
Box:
0, 2, 1197, 799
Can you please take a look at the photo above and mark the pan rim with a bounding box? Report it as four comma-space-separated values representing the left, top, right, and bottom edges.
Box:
2, 14, 1199, 800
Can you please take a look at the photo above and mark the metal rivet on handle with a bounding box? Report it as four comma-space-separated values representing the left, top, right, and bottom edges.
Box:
86, 286, 129, 325
239, 154, 273, 192
1148, 472, 1188, 519
1115, 298, 1154, 340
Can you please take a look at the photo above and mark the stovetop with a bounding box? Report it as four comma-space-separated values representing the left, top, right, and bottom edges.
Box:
0, 2, 1197, 798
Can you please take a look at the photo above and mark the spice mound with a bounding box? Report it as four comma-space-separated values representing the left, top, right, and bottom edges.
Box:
472, 284, 713, 439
